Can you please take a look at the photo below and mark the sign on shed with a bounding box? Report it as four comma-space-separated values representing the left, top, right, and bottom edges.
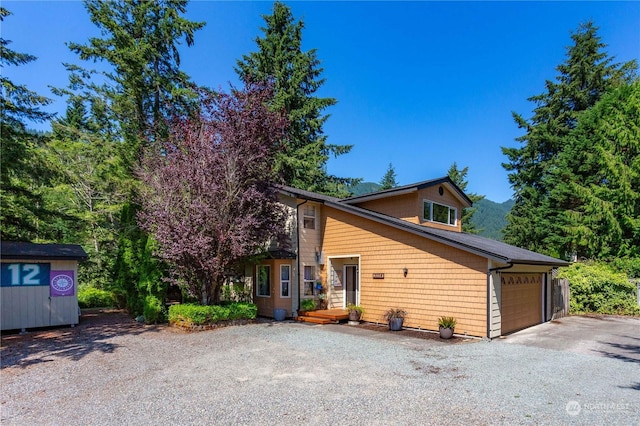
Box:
1, 242, 87, 331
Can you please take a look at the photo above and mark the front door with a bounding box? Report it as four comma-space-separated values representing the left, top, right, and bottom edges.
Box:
345, 265, 358, 305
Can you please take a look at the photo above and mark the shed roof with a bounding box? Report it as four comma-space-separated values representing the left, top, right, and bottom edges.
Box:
1, 242, 88, 261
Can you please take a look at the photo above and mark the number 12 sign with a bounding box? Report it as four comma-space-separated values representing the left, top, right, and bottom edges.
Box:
1, 263, 51, 286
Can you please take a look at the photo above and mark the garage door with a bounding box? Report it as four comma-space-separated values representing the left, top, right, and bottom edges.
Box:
501, 273, 542, 334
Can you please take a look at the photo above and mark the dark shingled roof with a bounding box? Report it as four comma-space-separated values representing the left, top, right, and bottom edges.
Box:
277, 185, 341, 204
278, 182, 567, 267
325, 202, 568, 266
1, 242, 88, 261
342, 176, 473, 207
267, 249, 297, 259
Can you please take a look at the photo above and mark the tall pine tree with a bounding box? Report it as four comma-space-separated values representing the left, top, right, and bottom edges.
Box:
236, 1, 357, 196
548, 81, 640, 259
379, 163, 398, 190
447, 162, 484, 234
501, 21, 637, 256
0, 7, 59, 242
66, 0, 204, 313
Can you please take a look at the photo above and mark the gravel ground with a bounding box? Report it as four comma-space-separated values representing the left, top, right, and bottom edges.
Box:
1, 311, 638, 425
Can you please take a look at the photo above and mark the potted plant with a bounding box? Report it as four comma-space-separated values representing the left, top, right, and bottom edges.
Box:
383, 308, 407, 331
438, 316, 457, 339
346, 303, 364, 324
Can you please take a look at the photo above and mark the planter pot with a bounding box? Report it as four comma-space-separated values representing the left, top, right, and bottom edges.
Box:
273, 308, 286, 321
439, 326, 454, 339
348, 311, 361, 322
388, 317, 404, 331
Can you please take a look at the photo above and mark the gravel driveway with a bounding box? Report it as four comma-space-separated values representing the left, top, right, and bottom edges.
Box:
1, 312, 638, 425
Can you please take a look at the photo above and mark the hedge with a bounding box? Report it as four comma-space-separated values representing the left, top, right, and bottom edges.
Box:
168, 302, 258, 327
78, 286, 115, 309
559, 261, 640, 316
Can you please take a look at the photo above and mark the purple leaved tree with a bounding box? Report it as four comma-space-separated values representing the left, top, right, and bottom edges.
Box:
137, 82, 288, 305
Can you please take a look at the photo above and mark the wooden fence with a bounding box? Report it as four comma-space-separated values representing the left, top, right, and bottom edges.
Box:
551, 278, 570, 319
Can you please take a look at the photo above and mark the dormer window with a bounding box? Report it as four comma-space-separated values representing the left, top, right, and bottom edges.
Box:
423, 200, 457, 226
303, 205, 316, 229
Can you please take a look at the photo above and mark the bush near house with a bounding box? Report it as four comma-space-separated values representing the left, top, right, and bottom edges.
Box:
143, 295, 166, 324
559, 261, 640, 316
78, 285, 115, 309
168, 303, 258, 327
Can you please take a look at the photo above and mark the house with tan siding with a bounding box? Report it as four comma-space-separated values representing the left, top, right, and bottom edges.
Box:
251, 177, 567, 338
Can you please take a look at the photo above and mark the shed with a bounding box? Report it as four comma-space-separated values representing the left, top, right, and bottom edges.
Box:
1, 241, 88, 331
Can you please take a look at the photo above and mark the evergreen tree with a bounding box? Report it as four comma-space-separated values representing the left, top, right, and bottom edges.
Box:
0, 7, 58, 242
548, 81, 640, 259
236, 1, 357, 196
447, 162, 484, 234
68, 0, 205, 165
501, 21, 637, 255
65, 0, 204, 313
379, 163, 398, 190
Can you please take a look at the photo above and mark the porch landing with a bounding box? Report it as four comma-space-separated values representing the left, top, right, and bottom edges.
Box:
296, 309, 349, 325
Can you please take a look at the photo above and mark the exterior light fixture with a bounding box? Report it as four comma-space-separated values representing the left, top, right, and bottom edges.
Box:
403, 267, 408, 277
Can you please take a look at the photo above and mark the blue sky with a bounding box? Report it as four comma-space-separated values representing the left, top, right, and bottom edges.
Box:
3, 1, 639, 202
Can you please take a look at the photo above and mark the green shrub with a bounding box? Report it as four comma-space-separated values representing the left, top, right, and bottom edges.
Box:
143, 295, 166, 324
559, 262, 640, 316
78, 286, 115, 309
300, 298, 316, 311
612, 258, 640, 279
168, 302, 257, 326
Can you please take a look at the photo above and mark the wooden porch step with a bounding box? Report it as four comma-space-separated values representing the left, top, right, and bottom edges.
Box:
304, 309, 349, 321
296, 316, 333, 325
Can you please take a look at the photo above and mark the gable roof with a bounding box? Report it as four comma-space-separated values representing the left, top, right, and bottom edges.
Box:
278, 183, 567, 267
1, 242, 88, 261
326, 201, 567, 266
342, 176, 473, 207
277, 185, 341, 204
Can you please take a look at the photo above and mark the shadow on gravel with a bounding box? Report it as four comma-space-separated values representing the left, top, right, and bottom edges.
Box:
0, 310, 160, 369
619, 382, 640, 391
594, 335, 640, 364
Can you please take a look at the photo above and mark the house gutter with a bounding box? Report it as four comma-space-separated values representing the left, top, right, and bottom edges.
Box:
295, 199, 308, 315
488, 262, 514, 273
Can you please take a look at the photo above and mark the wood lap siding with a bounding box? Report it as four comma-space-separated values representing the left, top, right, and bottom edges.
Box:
353, 185, 464, 232
356, 193, 420, 224
322, 207, 487, 337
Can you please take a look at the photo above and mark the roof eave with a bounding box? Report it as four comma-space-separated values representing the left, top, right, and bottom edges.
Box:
326, 202, 566, 267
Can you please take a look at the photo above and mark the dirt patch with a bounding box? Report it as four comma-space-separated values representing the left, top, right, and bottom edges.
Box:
0, 310, 159, 368
354, 322, 465, 343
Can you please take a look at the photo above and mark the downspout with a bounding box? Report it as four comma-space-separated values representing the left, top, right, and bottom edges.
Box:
296, 199, 308, 314
486, 262, 514, 339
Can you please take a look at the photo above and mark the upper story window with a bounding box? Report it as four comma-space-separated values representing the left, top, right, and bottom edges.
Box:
423, 200, 457, 226
303, 205, 316, 229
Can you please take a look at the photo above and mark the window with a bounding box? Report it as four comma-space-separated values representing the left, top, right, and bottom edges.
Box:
257, 265, 270, 297
423, 200, 457, 226
303, 205, 316, 229
303, 265, 315, 296
280, 265, 291, 298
